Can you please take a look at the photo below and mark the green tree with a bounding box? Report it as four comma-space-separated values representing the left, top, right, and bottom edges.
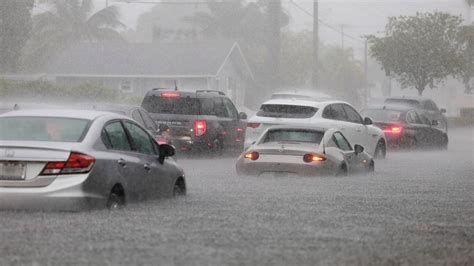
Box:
0, 0, 34, 73
456, 25, 474, 94
368, 12, 462, 96
23, 0, 123, 70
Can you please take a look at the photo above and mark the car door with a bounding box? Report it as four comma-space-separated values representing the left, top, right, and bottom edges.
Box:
322, 104, 360, 149
123, 121, 173, 198
211, 97, 236, 148
331, 131, 362, 172
417, 112, 443, 146
222, 98, 242, 148
102, 121, 143, 201
341, 104, 369, 149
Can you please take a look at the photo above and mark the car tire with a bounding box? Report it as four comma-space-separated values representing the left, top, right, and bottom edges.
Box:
336, 164, 348, 177
440, 134, 448, 150
107, 193, 124, 210
374, 140, 386, 159
173, 177, 186, 196
367, 160, 375, 172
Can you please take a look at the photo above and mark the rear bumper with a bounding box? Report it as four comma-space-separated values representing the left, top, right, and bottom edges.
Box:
236, 160, 335, 177
0, 174, 106, 211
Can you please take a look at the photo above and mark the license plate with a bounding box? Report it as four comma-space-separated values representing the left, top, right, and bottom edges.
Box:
0, 162, 26, 180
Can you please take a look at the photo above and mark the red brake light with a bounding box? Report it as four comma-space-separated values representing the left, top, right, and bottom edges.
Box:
41, 152, 95, 175
247, 123, 261, 129
194, 120, 207, 137
160, 92, 181, 98
383, 126, 403, 135
244, 151, 259, 161
303, 153, 326, 163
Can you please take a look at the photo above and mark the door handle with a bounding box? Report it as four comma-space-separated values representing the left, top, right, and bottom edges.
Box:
117, 158, 126, 167
144, 163, 151, 171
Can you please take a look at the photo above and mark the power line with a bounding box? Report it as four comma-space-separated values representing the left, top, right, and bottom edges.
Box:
289, 0, 364, 43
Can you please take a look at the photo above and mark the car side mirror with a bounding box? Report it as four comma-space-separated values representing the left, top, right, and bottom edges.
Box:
239, 112, 248, 120
363, 117, 373, 125
440, 108, 446, 114
158, 144, 175, 164
431, 120, 439, 126
354, 144, 364, 155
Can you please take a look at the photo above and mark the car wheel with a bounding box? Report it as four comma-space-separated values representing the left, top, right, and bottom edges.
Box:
336, 164, 348, 177
173, 177, 186, 196
374, 140, 386, 159
367, 160, 375, 172
107, 185, 125, 210
214, 138, 224, 155
440, 134, 448, 150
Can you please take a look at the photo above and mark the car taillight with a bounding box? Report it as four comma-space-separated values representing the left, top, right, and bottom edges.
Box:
303, 153, 326, 163
160, 92, 181, 98
194, 120, 207, 137
383, 126, 403, 135
244, 151, 259, 161
41, 152, 96, 175
247, 123, 261, 129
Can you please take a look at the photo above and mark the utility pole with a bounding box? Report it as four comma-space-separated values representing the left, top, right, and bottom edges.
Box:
312, 0, 319, 90
364, 38, 369, 107
340, 24, 345, 50
267, 0, 281, 94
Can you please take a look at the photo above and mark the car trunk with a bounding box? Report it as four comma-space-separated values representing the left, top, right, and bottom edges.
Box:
0, 142, 72, 186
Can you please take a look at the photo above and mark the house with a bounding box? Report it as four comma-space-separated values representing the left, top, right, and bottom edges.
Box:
45, 41, 254, 107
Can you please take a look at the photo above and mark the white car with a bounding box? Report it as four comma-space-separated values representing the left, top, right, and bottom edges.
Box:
245, 99, 387, 158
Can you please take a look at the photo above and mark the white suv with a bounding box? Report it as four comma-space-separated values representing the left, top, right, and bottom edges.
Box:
245, 99, 387, 158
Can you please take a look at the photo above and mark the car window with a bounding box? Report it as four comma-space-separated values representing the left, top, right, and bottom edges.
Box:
257, 104, 318, 118
342, 104, 363, 124
418, 113, 432, 125
132, 110, 145, 126
223, 98, 239, 119
262, 129, 324, 144
360, 109, 402, 122
123, 122, 156, 155
139, 109, 158, 131
142, 95, 200, 115
332, 132, 352, 151
406, 111, 422, 124
0, 117, 90, 142
102, 122, 132, 151
323, 104, 347, 121
424, 100, 438, 111
213, 98, 230, 118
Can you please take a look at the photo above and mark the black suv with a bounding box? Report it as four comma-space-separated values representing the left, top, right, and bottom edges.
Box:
141, 89, 247, 153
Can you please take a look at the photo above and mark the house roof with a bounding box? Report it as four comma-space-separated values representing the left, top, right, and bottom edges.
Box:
46, 41, 249, 77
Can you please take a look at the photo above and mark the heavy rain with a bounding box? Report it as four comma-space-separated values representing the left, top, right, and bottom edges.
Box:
0, 0, 473, 265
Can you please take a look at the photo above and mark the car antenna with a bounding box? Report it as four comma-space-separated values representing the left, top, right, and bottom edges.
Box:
174, 80, 178, 91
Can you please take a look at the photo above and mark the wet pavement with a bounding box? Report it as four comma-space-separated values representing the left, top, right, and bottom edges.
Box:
0, 127, 473, 265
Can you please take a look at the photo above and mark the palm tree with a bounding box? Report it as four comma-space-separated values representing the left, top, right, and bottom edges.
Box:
24, 0, 123, 70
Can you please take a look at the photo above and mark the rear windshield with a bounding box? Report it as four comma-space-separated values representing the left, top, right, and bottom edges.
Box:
360, 109, 402, 122
384, 99, 420, 108
257, 104, 318, 118
0, 117, 90, 142
263, 129, 324, 144
142, 96, 201, 115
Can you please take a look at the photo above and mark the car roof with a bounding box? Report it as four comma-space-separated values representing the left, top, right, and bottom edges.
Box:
363, 105, 416, 112
266, 125, 328, 132
260, 98, 348, 108
145, 89, 227, 99
0, 109, 125, 120
384, 97, 426, 102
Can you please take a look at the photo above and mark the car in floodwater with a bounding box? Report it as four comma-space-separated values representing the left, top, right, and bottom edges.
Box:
360, 106, 449, 149
236, 126, 374, 177
384, 97, 448, 132
245, 99, 387, 158
0, 109, 186, 211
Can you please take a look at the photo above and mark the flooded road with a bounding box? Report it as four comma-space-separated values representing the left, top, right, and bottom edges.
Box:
1, 127, 473, 265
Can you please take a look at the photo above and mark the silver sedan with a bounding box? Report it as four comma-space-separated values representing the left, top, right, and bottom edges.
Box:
236, 126, 374, 177
0, 109, 186, 211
